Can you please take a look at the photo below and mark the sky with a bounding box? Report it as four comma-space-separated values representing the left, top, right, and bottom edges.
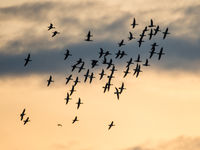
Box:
0, 0, 200, 150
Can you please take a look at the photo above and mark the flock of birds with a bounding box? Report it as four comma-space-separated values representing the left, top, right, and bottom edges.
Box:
20, 18, 170, 130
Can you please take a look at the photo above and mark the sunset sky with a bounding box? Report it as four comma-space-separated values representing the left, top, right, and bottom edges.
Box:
0, 0, 200, 150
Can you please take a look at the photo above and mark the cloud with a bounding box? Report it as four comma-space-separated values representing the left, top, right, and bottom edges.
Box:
126, 136, 200, 150
0, 1, 199, 77
0, 2, 57, 22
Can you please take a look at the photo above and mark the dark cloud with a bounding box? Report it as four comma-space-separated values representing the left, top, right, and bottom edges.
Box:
0, 1, 200, 77
0, 34, 200, 77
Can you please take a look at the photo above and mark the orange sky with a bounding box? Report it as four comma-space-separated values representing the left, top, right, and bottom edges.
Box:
0, 0, 200, 150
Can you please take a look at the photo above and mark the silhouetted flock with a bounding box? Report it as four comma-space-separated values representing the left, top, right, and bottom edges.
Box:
21, 18, 170, 130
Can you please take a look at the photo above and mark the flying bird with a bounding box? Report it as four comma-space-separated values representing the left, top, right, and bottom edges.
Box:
157, 47, 165, 60
64, 49, 72, 60
154, 25, 161, 35
70, 85, 76, 96
149, 48, 156, 59
123, 67, 130, 78
115, 50, 121, 59
57, 124, 62, 127
128, 32, 135, 40
104, 51, 112, 57
47, 75, 54, 86
163, 28, 170, 39
106, 59, 113, 69
64, 93, 71, 104
126, 58, 134, 68
148, 29, 154, 40
99, 69, 106, 80
114, 87, 120, 100
108, 121, 115, 130
72, 116, 79, 124
134, 54, 142, 63
99, 48, 105, 58
76, 98, 83, 109
24, 53, 32, 67
137, 37, 145, 47
91, 60, 98, 68
119, 82, 126, 94
52, 31, 60, 37
148, 19, 156, 28
131, 18, 138, 28
48, 23, 55, 31
20, 109, 26, 121
78, 62, 85, 73
66, 74, 73, 85
143, 59, 150, 66
23, 117, 30, 125
73, 77, 80, 86
84, 69, 90, 83
119, 51, 127, 59
118, 39, 125, 47
133, 64, 142, 77
85, 30, 93, 41
89, 72, 95, 83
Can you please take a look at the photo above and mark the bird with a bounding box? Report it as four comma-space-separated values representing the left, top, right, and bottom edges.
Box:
131, 18, 138, 28
134, 54, 142, 63
128, 32, 135, 40
64, 49, 72, 60
78, 62, 85, 73
119, 82, 126, 94
70, 85, 76, 96
149, 48, 156, 59
89, 72, 95, 83
23, 117, 30, 125
148, 29, 154, 40
20, 109, 26, 121
48, 23, 55, 31
99, 48, 105, 58
133, 64, 142, 77
106, 59, 113, 69
47, 75, 54, 86
126, 58, 134, 68
24, 53, 32, 67
85, 30, 93, 41
75, 58, 83, 65
143, 59, 150, 66
154, 25, 161, 35
99, 69, 106, 80
91, 60, 98, 68
84, 69, 90, 83
72, 116, 78, 124
148, 19, 156, 28
123, 67, 130, 78
64, 93, 71, 104
73, 77, 80, 86
119, 51, 127, 59
118, 39, 125, 47
114, 87, 120, 100
52, 31, 60, 37
66, 74, 73, 85
163, 28, 170, 39
76, 98, 83, 109
137, 37, 145, 47
157, 47, 165, 60
115, 50, 121, 59
57, 124, 62, 127
108, 121, 115, 130
104, 51, 112, 57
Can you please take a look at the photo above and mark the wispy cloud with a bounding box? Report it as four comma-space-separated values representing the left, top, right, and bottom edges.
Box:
126, 136, 200, 150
